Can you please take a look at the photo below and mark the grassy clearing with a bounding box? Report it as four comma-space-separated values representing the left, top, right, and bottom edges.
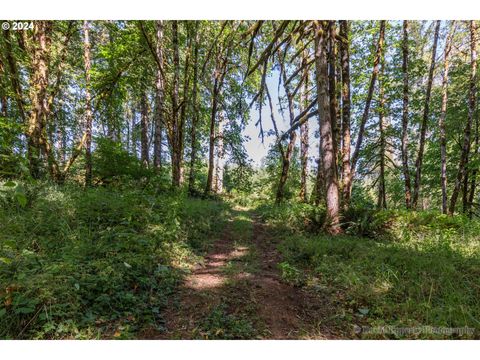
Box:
257, 202, 480, 339
0, 181, 228, 339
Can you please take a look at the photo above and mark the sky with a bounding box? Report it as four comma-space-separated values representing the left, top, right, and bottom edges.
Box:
242, 71, 320, 168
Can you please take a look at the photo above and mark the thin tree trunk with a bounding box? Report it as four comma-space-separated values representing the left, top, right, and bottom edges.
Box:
412, 20, 441, 209
205, 72, 219, 195
327, 21, 339, 165
449, 21, 477, 215
439, 21, 456, 214
275, 43, 298, 203
214, 111, 225, 193
339, 20, 351, 208
299, 52, 309, 202
343, 20, 385, 206
171, 21, 181, 186
153, 20, 164, 170
83, 20, 93, 186
178, 23, 191, 184
401, 20, 413, 209
377, 60, 387, 210
468, 109, 479, 217
314, 21, 341, 234
276, 133, 297, 203
188, 23, 200, 195
140, 91, 149, 166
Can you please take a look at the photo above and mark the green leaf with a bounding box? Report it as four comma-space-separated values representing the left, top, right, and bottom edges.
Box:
0, 257, 12, 264
15, 192, 27, 207
358, 308, 369, 315
123, 262, 132, 268
0, 308, 6, 317
3, 181, 16, 187
15, 307, 35, 315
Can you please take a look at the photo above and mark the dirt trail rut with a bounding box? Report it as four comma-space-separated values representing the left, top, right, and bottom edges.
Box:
153, 208, 338, 339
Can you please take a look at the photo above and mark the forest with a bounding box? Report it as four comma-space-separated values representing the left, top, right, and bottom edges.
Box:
0, 20, 479, 339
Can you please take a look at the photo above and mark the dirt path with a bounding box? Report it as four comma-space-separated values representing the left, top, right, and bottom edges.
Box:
152, 207, 339, 339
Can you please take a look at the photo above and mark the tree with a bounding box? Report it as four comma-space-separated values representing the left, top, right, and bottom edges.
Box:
339, 20, 351, 208
412, 20, 440, 209
438, 21, 456, 214
83, 21, 93, 186
449, 21, 477, 215
299, 50, 310, 202
401, 20, 412, 209
314, 21, 341, 234
343, 20, 385, 207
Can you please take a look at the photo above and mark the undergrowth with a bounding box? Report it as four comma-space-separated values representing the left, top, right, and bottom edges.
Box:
0, 181, 228, 339
257, 201, 480, 339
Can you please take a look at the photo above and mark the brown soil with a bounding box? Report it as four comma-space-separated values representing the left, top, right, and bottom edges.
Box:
147, 209, 342, 339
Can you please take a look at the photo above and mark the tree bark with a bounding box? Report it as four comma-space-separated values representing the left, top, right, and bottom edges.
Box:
449, 21, 477, 215
412, 20, 441, 209
275, 41, 298, 203
27, 21, 58, 179
299, 51, 309, 202
153, 20, 164, 170
188, 23, 200, 195
339, 20, 351, 208
205, 65, 220, 195
377, 60, 387, 210
140, 91, 149, 166
401, 20, 413, 209
439, 21, 456, 214
171, 21, 181, 186
83, 20, 93, 186
314, 21, 341, 234
205, 40, 229, 195
214, 111, 225, 193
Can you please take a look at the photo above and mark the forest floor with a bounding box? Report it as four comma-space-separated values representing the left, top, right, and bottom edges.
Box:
150, 205, 345, 339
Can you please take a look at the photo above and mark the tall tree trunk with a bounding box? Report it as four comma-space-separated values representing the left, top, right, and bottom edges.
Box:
188, 23, 200, 195
140, 91, 149, 166
339, 20, 351, 208
275, 43, 298, 203
205, 34, 230, 196
299, 52, 309, 202
83, 20, 93, 186
449, 21, 477, 215
377, 61, 387, 210
27, 21, 58, 179
343, 20, 385, 207
171, 21, 181, 186
205, 72, 219, 195
327, 21, 339, 165
439, 21, 456, 214
401, 20, 413, 209
214, 111, 225, 194
314, 21, 341, 234
178, 23, 191, 185
153, 20, 164, 170
468, 109, 479, 217
412, 20, 440, 209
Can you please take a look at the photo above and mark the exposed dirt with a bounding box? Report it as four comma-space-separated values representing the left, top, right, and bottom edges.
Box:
149, 208, 342, 339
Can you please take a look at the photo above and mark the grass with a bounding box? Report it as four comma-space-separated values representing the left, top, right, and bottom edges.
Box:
257, 202, 480, 339
0, 181, 228, 339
